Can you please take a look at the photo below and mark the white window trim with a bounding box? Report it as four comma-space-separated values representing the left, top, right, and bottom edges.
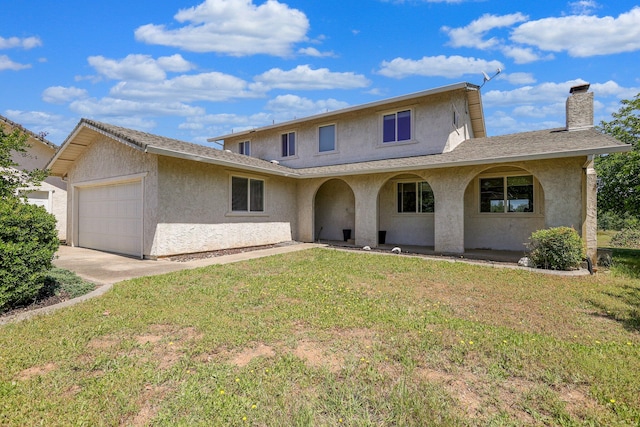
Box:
379, 107, 415, 146
280, 130, 298, 159
476, 172, 542, 217
395, 179, 435, 214
227, 173, 268, 217
317, 123, 338, 155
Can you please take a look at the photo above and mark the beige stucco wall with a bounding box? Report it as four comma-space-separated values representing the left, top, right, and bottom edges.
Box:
295, 156, 592, 255
225, 91, 472, 168
64, 137, 159, 255
152, 156, 297, 257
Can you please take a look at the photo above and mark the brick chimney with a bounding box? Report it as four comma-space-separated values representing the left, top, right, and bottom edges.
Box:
566, 83, 593, 131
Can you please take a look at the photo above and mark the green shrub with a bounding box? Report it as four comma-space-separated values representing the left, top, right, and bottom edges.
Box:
610, 228, 640, 249
0, 198, 59, 312
41, 267, 95, 299
527, 227, 585, 271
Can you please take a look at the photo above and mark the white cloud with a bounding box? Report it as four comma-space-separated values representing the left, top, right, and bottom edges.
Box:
0, 36, 42, 50
568, 1, 599, 15
252, 65, 370, 90
482, 79, 590, 107
298, 47, 336, 58
442, 13, 528, 49
511, 7, 640, 57
501, 46, 553, 64
378, 55, 504, 79
42, 86, 89, 104
0, 55, 30, 71
501, 72, 536, 85
69, 97, 205, 117
265, 94, 349, 116
88, 54, 194, 81
109, 71, 258, 102
134, 0, 309, 56
590, 80, 640, 98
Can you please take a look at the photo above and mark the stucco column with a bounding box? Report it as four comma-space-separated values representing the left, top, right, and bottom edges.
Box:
350, 177, 381, 248
582, 161, 597, 263
297, 180, 316, 242
430, 176, 465, 254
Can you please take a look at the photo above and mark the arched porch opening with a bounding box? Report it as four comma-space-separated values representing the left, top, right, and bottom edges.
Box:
314, 179, 355, 242
378, 173, 435, 247
463, 165, 546, 251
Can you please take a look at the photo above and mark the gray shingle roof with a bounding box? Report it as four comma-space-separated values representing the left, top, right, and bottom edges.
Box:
0, 114, 57, 149
49, 119, 630, 179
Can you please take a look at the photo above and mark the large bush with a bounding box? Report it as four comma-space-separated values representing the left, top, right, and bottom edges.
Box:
0, 198, 59, 312
527, 227, 585, 271
598, 210, 640, 231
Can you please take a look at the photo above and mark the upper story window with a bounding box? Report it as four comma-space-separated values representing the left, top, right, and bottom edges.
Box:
318, 124, 336, 152
397, 181, 434, 213
281, 132, 296, 157
480, 175, 533, 213
383, 109, 411, 143
231, 176, 264, 212
239, 141, 250, 156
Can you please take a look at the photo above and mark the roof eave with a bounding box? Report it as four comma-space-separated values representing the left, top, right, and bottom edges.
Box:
297, 144, 632, 178
144, 145, 300, 178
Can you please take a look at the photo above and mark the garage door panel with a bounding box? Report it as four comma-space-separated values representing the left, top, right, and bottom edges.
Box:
78, 181, 142, 257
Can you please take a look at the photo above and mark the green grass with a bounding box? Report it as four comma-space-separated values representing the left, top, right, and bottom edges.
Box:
1, 248, 639, 426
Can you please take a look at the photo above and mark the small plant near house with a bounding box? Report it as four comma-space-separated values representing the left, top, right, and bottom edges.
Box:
40, 268, 95, 299
527, 226, 585, 270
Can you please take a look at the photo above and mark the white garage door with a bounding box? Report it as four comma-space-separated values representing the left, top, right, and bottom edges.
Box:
78, 181, 143, 257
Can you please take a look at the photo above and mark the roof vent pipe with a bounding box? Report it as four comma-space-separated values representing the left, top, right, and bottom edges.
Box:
566, 83, 593, 131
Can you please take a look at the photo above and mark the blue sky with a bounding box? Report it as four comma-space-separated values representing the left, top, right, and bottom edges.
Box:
1, 0, 639, 146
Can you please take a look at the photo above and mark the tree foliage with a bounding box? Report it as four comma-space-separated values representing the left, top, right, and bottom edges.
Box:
0, 125, 59, 312
0, 126, 47, 198
595, 92, 640, 219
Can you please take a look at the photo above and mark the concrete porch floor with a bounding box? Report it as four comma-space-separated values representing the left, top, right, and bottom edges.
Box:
318, 240, 525, 264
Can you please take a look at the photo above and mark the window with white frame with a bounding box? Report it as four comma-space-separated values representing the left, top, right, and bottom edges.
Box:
239, 141, 250, 156
383, 109, 411, 143
281, 131, 296, 157
318, 124, 336, 152
397, 181, 434, 213
231, 176, 264, 212
480, 175, 534, 213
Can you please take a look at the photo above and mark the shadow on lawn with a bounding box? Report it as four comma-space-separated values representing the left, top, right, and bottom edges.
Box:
589, 248, 640, 333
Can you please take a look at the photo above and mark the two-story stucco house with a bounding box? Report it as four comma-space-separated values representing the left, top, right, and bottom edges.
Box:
47, 82, 629, 261
1, 115, 67, 240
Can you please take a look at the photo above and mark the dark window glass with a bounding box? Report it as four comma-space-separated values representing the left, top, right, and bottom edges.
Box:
232, 177, 248, 211
419, 181, 434, 212
397, 110, 411, 141
250, 179, 264, 212
507, 176, 533, 212
319, 124, 335, 152
480, 177, 505, 213
383, 114, 396, 143
397, 181, 434, 213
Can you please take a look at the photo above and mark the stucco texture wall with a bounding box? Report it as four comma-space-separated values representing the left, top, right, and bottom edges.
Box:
225, 91, 471, 169
65, 137, 158, 255
152, 156, 298, 256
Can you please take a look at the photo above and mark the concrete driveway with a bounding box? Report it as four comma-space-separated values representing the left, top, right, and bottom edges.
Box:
53, 243, 321, 286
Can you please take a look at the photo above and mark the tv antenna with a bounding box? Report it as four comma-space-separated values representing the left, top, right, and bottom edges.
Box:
480, 68, 501, 87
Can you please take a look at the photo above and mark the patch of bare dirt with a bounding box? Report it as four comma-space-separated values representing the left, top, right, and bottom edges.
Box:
230, 343, 276, 367
17, 362, 57, 381
165, 241, 300, 262
293, 340, 343, 373
122, 384, 170, 427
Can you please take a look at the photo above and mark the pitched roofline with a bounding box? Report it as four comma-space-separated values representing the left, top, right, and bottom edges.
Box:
208, 82, 480, 142
296, 144, 631, 178
144, 145, 301, 178
0, 114, 57, 149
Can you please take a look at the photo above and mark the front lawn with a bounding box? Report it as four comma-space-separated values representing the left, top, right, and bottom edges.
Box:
0, 248, 638, 425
